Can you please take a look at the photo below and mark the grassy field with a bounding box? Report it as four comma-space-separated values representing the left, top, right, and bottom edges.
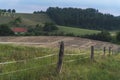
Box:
57, 26, 100, 36
0, 13, 53, 26
0, 44, 120, 80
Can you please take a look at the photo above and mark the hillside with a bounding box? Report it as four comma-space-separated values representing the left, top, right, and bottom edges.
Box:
47, 7, 120, 30
0, 13, 101, 36
57, 26, 100, 36
0, 13, 53, 26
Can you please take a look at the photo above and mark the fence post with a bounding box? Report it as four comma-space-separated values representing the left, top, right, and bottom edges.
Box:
103, 47, 106, 57
108, 47, 111, 56
57, 41, 64, 73
91, 46, 94, 61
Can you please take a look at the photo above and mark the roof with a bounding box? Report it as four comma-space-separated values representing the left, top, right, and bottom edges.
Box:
11, 27, 27, 32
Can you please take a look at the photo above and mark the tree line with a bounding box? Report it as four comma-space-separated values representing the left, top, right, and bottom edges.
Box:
46, 7, 120, 30
33, 10, 45, 14
0, 9, 16, 13
0, 9, 16, 17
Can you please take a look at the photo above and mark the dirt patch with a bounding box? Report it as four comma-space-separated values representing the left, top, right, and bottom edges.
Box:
0, 36, 119, 50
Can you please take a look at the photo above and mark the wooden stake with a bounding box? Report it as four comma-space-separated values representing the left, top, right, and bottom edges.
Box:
91, 46, 94, 61
57, 41, 64, 73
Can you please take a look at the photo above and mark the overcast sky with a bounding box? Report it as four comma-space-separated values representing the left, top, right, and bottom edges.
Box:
0, 0, 120, 16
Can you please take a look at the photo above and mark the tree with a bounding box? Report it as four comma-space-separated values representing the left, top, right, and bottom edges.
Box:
3, 9, 7, 13
116, 31, 120, 41
12, 9, 16, 13
43, 23, 58, 32
0, 24, 14, 36
82, 30, 112, 42
46, 7, 120, 30
15, 17, 22, 23
8, 9, 12, 13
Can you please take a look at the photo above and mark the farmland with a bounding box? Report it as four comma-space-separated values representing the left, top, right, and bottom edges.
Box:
0, 13, 53, 26
0, 13, 102, 36
0, 36, 118, 49
57, 26, 100, 36
0, 12, 120, 80
0, 41, 120, 80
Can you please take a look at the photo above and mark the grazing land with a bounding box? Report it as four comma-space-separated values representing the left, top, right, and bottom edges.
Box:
0, 13, 53, 26
57, 26, 100, 36
0, 43, 120, 80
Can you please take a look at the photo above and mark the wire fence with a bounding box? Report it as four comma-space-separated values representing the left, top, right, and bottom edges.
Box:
0, 41, 120, 80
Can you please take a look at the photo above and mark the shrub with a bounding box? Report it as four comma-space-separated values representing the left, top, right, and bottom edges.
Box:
43, 23, 58, 32
0, 24, 14, 36
82, 30, 112, 42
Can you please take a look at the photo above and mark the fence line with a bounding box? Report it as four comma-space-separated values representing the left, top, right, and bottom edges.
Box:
0, 49, 116, 76
0, 41, 119, 77
0, 54, 57, 65
65, 53, 86, 56
0, 62, 56, 76
64, 57, 89, 63
64, 55, 100, 63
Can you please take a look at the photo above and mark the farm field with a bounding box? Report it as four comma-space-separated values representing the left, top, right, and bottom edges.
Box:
0, 36, 120, 80
0, 1, 120, 80
0, 43, 120, 80
57, 26, 100, 36
0, 36, 119, 49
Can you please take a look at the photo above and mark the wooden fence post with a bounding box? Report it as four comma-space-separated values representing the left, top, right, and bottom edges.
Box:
103, 47, 106, 57
109, 47, 111, 56
91, 46, 94, 61
57, 41, 64, 73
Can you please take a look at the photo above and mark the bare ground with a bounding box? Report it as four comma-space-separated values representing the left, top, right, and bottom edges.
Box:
0, 36, 119, 50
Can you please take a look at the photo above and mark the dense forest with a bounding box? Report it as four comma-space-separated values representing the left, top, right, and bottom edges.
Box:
44, 7, 120, 30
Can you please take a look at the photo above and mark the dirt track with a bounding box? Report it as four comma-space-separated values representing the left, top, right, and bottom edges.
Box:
0, 36, 119, 50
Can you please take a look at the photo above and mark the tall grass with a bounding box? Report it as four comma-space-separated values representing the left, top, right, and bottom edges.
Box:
0, 44, 120, 80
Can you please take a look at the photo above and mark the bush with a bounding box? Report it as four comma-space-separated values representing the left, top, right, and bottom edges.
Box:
116, 31, 120, 42
43, 23, 58, 32
0, 24, 14, 36
82, 30, 112, 42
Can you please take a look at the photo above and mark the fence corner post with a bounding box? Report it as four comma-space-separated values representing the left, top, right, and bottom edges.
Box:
57, 41, 64, 74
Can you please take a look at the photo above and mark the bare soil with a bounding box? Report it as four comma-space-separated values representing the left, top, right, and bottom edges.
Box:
0, 36, 119, 50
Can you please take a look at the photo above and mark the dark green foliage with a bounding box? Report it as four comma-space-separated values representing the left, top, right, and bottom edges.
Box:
28, 24, 43, 35
82, 31, 112, 42
12, 9, 16, 13
46, 7, 120, 30
0, 24, 14, 36
15, 17, 22, 23
0, 9, 16, 14
116, 31, 120, 42
43, 23, 58, 32
8, 9, 12, 13
66, 33, 75, 36
33, 10, 45, 14
10, 17, 22, 26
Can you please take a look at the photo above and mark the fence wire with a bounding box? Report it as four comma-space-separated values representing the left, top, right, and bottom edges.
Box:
0, 41, 119, 80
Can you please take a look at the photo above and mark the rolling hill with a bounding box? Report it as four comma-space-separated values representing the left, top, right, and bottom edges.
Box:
0, 13, 53, 26
0, 13, 100, 36
57, 26, 100, 36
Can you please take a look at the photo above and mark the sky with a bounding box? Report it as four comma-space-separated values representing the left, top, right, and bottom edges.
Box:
0, 0, 120, 16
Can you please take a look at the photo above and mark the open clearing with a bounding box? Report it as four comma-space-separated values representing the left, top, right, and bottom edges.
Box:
0, 36, 119, 49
